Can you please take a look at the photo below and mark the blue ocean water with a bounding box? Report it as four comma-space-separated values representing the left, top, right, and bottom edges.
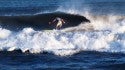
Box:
0, 0, 125, 15
0, 0, 125, 70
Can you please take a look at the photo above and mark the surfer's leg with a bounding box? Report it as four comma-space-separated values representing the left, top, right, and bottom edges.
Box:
56, 23, 62, 29
56, 20, 63, 29
56, 25, 60, 29
56, 24, 59, 29
59, 24, 62, 29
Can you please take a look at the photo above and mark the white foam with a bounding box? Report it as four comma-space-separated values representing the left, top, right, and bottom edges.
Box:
0, 13, 125, 56
0, 28, 11, 39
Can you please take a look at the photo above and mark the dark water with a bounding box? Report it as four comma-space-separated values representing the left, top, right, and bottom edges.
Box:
1, 51, 125, 70
0, 12, 90, 31
0, 0, 125, 70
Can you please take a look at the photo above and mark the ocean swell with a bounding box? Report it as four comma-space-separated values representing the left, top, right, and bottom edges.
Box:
0, 1, 125, 56
0, 14, 125, 56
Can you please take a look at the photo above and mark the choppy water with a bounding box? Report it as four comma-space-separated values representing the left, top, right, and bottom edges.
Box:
0, 0, 125, 70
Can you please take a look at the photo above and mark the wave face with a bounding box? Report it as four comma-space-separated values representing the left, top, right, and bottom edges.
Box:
0, 0, 125, 56
0, 12, 90, 31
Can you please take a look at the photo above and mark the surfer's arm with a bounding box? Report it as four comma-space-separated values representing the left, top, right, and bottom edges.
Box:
49, 19, 56, 24
61, 19, 65, 24
52, 19, 57, 23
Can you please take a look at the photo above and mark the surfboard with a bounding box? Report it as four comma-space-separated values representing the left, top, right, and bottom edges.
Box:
43, 29, 57, 32
43, 30, 53, 32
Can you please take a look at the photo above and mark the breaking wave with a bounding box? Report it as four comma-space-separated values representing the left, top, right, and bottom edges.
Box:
0, 0, 125, 56
0, 12, 90, 31
0, 13, 125, 56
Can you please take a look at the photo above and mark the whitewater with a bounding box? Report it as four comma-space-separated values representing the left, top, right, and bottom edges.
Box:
0, 12, 125, 56
1, 0, 125, 70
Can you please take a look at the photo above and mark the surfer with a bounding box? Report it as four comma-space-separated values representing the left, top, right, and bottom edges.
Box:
49, 17, 65, 29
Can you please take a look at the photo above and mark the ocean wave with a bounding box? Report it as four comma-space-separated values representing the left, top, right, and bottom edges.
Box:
0, 17, 125, 56
0, 11, 90, 31
0, 6, 125, 56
